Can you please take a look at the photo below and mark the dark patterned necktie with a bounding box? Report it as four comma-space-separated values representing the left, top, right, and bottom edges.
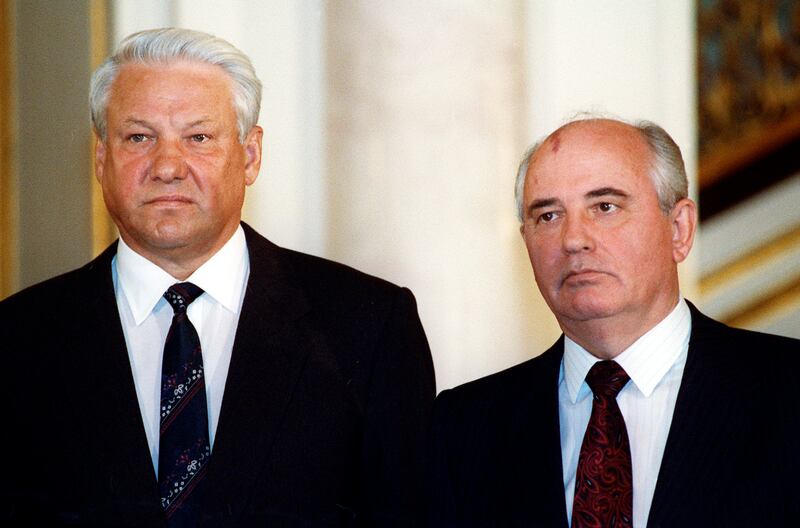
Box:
572, 360, 633, 528
158, 282, 211, 527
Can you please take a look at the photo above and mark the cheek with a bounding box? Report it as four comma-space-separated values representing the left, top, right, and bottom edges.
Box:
192, 154, 237, 190
203, 173, 247, 213
526, 237, 561, 281
614, 226, 672, 279
108, 155, 147, 187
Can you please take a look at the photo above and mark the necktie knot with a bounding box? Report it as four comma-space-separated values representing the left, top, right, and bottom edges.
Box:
164, 282, 204, 314
586, 360, 630, 399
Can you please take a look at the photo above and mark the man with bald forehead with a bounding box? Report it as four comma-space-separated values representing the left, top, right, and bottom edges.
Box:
1, 28, 434, 527
427, 117, 800, 527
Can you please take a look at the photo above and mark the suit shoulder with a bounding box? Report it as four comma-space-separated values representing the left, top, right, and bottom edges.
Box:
437, 345, 561, 410
0, 244, 115, 332
690, 307, 800, 356
1, 260, 102, 312
274, 244, 412, 307
719, 325, 800, 369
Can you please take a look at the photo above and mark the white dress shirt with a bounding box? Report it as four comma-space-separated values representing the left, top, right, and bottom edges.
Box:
111, 226, 250, 473
559, 298, 691, 528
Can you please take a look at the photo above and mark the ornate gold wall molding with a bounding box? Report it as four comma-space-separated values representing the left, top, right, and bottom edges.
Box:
700, 223, 800, 329
0, 0, 19, 299
725, 278, 800, 330
700, 224, 800, 294
90, 0, 116, 255
698, 0, 800, 188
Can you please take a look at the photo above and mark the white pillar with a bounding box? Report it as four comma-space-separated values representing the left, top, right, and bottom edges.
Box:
326, 0, 557, 390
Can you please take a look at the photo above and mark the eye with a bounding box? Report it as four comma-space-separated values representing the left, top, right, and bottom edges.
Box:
596, 202, 618, 213
128, 134, 148, 143
538, 211, 558, 224
190, 134, 210, 143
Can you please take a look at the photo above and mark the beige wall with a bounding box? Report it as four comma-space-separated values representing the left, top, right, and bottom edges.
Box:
12, 0, 95, 289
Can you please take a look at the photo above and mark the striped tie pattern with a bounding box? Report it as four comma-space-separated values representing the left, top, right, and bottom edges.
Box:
159, 282, 211, 527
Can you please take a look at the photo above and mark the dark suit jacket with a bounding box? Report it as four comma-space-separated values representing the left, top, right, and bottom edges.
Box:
427, 303, 800, 527
1, 223, 435, 527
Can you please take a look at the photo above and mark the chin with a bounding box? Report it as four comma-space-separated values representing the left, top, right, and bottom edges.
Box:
148, 220, 197, 244
561, 296, 622, 322
142, 229, 195, 250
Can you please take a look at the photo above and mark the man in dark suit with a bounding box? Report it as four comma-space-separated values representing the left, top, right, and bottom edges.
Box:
1, 28, 435, 527
427, 117, 800, 527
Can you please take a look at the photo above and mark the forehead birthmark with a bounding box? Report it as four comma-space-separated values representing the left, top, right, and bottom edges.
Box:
548, 130, 562, 153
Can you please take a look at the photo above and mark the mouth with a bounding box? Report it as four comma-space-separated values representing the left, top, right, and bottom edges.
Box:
561, 269, 606, 287
144, 195, 194, 207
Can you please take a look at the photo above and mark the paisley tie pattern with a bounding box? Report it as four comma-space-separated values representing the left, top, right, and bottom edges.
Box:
572, 360, 633, 528
159, 282, 210, 527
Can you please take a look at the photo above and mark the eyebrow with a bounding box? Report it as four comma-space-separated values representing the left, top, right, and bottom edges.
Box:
585, 186, 630, 200
120, 118, 216, 128
186, 118, 215, 128
527, 198, 559, 211
121, 118, 154, 128
524, 186, 630, 218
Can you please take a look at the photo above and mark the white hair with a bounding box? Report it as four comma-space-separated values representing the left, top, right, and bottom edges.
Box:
90, 28, 261, 143
514, 116, 688, 222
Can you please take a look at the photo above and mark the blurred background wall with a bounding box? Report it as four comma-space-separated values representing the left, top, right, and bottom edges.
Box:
1, 0, 797, 391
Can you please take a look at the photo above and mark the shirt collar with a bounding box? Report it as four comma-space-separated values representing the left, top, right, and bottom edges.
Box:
115, 225, 249, 325
562, 298, 691, 403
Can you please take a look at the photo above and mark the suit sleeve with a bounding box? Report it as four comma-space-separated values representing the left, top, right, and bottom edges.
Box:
359, 287, 436, 526
423, 389, 459, 527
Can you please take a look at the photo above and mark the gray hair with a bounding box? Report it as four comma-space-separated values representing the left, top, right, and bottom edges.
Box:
90, 28, 262, 143
515, 117, 688, 222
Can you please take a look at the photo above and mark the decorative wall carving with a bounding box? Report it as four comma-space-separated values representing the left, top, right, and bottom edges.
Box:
698, 0, 800, 188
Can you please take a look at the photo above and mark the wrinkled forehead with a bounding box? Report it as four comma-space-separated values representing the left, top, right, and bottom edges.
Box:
112, 59, 228, 95
107, 60, 237, 114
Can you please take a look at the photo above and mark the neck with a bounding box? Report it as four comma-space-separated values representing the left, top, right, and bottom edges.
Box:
130, 246, 214, 280
561, 294, 681, 360
150, 256, 206, 281
119, 225, 239, 281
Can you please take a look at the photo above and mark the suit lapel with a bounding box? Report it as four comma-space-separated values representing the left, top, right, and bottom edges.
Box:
202, 225, 313, 518
646, 305, 741, 527
537, 341, 571, 528
63, 244, 163, 518
508, 341, 569, 527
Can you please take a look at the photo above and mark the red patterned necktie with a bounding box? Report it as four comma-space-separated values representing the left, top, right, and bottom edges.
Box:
572, 360, 633, 528
159, 283, 211, 527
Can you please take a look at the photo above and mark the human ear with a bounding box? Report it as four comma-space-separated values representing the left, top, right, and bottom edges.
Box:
670, 198, 697, 263
94, 136, 107, 184
243, 126, 263, 186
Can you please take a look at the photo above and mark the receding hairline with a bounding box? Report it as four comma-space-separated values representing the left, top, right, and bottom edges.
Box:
518, 118, 665, 222
526, 119, 653, 179
541, 118, 648, 152
515, 115, 688, 222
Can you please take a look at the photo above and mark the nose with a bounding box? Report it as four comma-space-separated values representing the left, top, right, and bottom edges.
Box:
151, 140, 187, 183
562, 212, 594, 254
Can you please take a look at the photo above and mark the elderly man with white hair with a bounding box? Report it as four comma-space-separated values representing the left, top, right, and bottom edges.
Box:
1, 28, 434, 527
